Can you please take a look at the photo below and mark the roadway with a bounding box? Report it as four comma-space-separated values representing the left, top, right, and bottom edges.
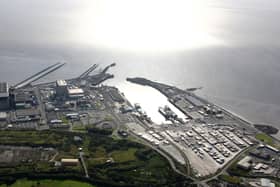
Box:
193, 145, 256, 186
79, 151, 89, 178
127, 128, 194, 182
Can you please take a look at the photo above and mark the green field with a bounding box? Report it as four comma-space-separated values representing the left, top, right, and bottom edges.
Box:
0, 131, 66, 147
219, 174, 241, 184
0, 130, 191, 186
60, 116, 69, 124
0, 179, 95, 187
255, 133, 274, 146
111, 148, 137, 162
72, 123, 87, 131
255, 133, 280, 149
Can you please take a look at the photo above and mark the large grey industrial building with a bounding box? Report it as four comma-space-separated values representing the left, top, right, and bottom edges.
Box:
56, 80, 68, 97
0, 82, 10, 110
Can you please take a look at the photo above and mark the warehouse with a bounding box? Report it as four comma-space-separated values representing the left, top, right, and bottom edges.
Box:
61, 158, 79, 166
15, 108, 41, 122
67, 86, 84, 99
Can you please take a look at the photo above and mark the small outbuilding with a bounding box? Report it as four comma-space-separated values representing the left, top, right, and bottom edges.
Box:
0, 112, 7, 121
237, 156, 252, 170
61, 158, 79, 166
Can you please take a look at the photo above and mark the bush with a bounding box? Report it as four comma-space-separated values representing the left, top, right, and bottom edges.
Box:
135, 149, 153, 161
219, 174, 241, 184
87, 127, 113, 135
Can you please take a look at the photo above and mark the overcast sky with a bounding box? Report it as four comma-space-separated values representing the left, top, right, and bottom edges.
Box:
0, 0, 279, 52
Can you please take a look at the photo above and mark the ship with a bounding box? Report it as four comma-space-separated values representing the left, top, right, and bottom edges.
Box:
158, 105, 177, 120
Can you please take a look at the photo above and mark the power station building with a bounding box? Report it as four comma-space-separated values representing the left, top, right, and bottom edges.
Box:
56, 80, 84, 99
56, 80, 68, 97
67, 87, 84, 99
0, 82, 10, 110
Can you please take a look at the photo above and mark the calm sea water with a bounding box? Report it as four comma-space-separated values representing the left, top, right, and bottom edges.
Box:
0, 0, 280, 133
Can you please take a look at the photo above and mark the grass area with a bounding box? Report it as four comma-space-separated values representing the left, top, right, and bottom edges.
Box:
0, 130, 191, 186
111, 132, 122, 140
0, 131, 64, 147
60, 116, 69, 124
111, 148, 137, 162
146, 155, 167, 169
219, 174, 241, 184
0, 179, 96, 187
81, 137, 90, 155
255, 133, 274, 146
104, 115, 113, 121
92, 147, 107, 158
72, 124, 86, 131
88, 157, 108, 166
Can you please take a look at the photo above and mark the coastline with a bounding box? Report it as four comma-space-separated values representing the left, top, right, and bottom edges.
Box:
126, 77, 279, 142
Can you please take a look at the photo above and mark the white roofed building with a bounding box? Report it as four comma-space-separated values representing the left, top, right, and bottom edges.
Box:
67, 87, 84, 99
61, 158, 79, 166
237, 156, 252, 170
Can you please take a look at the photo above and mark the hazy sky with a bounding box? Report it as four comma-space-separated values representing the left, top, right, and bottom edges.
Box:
0, 0, 279, 52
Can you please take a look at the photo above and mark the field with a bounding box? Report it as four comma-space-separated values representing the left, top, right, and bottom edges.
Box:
0, 131, 65, 147
255, 133, 274, 146
72, 123, 87, 132
0, 179, 96, 187
111, 148, 137, 162
219, 174, 241, 185
0, 129, 191, 186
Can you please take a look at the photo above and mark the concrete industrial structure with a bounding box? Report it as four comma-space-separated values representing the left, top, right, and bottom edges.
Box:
0, 82, 10, 110
14, 91, 34, 109
56, 80, 68, 97
0, 112, 7, 121
67, 87, 84, 99
56, 80, 84, 99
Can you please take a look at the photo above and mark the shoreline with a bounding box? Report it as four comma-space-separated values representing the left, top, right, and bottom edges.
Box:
126, 77, 280, 141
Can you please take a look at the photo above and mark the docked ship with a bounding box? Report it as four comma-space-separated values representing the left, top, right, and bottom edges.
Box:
158, 105, 177, 120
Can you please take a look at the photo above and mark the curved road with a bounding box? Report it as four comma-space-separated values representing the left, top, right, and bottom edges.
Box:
193, 145, 257, 186
128, 130, 192, 180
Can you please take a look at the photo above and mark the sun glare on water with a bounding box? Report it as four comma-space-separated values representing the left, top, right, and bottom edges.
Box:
74, 0, 223, 52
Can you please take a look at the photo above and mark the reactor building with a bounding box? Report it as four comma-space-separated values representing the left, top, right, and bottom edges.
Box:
56, 80, 68, 97
0, 82, 10, 110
